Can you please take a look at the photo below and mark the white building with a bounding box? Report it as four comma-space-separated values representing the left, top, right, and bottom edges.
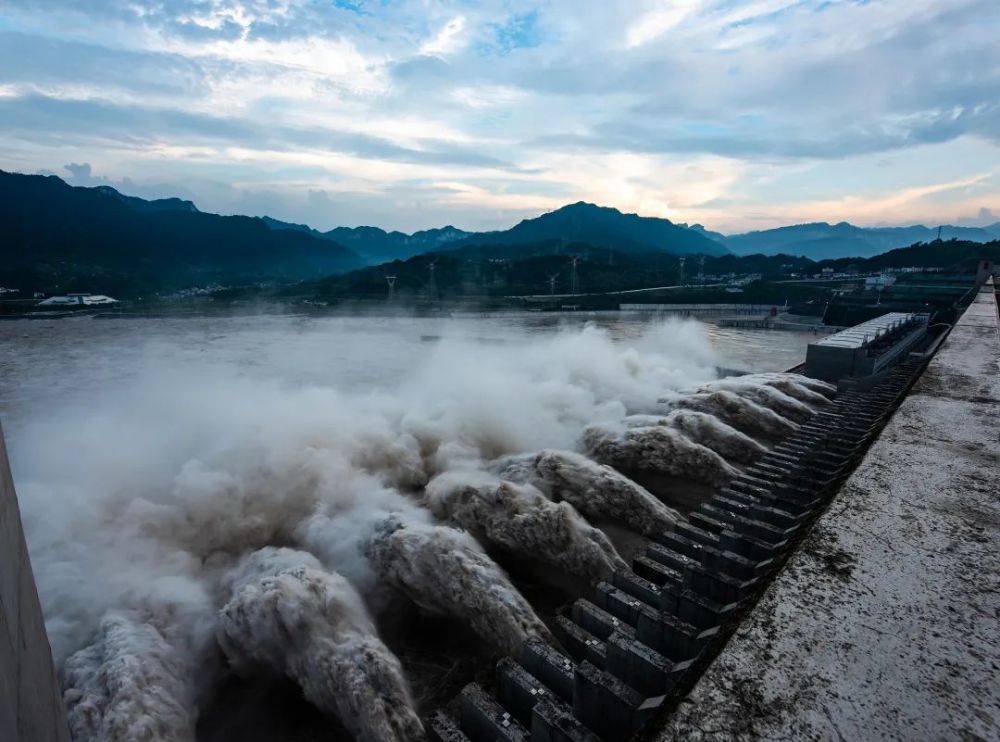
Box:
37, 293, 118, 307
864, 275, 896, 289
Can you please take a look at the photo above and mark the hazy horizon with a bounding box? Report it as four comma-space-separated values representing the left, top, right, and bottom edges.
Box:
1, 1, 998, 234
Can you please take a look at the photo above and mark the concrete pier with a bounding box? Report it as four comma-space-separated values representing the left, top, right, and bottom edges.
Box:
659, 279, 1000, 741
0, 422, 70, 742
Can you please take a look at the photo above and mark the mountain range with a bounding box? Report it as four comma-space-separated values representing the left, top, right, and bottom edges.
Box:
262, 201, 728, 261
720, 221, 1000, 259
0, 171, 363, 296
2, 169, 998, 297
263, 201, 999, 262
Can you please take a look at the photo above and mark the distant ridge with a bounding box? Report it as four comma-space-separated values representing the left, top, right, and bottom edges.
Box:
91, 185, 200, 215
263, 216, 473, 262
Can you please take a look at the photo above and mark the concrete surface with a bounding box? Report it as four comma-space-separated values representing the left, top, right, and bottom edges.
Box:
661, 281, 1000, 741
0, 421, 70, 742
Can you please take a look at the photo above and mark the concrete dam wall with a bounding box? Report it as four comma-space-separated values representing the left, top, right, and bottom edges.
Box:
0, 421, 70, 742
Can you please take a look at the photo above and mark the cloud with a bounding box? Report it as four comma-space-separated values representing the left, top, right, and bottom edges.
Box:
420, 16, 468, 57
0, 0, 998, 232
625, 1, 703, 48
64, 162, 93, 181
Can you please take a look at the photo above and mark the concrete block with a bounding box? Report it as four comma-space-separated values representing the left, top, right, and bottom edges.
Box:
570, 599, 634, 641
636, 608, 717, 661
673, 521, 722, 548
531, 698, 600, 742
682, 561, 757, 604
718, 528, 786, 562
611, 569, 663, 608
497, 657, 557, 728
659, 584, 733, 629
520, 640, 574, 704
645, 541, 695, 573
554, 616, 606, 669
460, 683, 528, 741
427, 710, 472, 742
604, 631, 692, 696
687, 510, 728, 535
593, 582, 652, 627
712, 495, 802, 529
572, 661, 664, 738
700, 504, 793, 543
656, 530, 769, 580
633, 554, 682, 587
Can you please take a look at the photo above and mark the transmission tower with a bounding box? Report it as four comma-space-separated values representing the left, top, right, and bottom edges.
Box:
427, 259, 437, 299
384, 275, 396, 301
678, 256, 686, 285
697, 255, 705, 285
547, 273, 559, 295
570, 256, 580, 295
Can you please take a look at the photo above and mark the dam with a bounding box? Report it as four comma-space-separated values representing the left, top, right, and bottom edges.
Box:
1, 278, 997, 742
426, 278, 999, 742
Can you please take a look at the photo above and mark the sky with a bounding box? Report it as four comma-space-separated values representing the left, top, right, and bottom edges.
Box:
0, 0, 998, 234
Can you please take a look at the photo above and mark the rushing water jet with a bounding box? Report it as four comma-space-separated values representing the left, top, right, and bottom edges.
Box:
583, 424, 739, 485
426, 470, 627, 581
491, 449, 680, 536
694, 379, 815, 423
624, 409, 767, 465
364, 514, 553, 656
62, 611, 196, 742
660, 389, 798, 440
217, 547, 423, 742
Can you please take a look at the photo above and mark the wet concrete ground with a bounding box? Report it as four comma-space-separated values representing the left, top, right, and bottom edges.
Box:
661, 280, 1000, 741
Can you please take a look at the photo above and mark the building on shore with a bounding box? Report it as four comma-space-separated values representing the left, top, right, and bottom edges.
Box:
36, 292, 118, 307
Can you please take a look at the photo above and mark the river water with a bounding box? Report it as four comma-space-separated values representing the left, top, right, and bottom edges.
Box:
0, 310, 821, 739
0, 312, 814, 434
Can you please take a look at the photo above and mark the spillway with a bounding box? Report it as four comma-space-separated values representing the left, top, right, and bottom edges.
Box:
5, 300, 986, 742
